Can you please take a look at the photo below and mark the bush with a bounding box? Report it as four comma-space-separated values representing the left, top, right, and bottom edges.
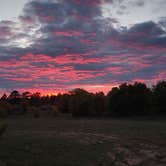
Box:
0, 108, 8, 118
0, 101, 11, 118
27, 106, 40, 118
50, 105, 59, 117
0, 122, 7, 137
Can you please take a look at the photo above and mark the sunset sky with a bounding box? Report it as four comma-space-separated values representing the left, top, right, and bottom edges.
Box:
0, 0, 166, 95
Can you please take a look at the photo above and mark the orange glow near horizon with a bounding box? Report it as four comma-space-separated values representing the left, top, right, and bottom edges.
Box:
0, 84, 119, 97
1, 79, 165, 97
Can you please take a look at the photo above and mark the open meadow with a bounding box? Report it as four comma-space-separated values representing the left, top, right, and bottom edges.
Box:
0, 117, 166, 166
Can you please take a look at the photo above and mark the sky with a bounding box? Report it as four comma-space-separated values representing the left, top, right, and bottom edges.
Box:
0, 0, 166, 95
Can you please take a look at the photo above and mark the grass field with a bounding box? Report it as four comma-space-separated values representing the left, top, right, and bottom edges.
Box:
0, 117, 166, 166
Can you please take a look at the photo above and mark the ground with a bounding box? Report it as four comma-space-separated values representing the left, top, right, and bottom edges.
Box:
0, 117, 166, 166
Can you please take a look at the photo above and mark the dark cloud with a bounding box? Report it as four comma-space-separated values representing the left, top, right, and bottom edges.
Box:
119, 21, 166, 47
128, 21, 164, 35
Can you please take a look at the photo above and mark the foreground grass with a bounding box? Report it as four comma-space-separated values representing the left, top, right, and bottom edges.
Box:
0, 118, 166, 166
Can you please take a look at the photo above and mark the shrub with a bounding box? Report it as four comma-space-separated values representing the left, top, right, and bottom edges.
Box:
50, 105, 59, 117
27, 106, 40, 118
0, 122, 7, 138
0, 101, 11, 118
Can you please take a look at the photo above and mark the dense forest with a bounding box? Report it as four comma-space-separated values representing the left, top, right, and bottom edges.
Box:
0, 81, 166, 118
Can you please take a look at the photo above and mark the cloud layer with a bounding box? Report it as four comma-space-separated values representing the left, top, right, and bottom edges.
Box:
0, 0, 166, 94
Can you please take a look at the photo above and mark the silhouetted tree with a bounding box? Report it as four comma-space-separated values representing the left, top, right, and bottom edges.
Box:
0, 94, 7, 100
130, 82, 151, 116
0, 81, 165, 118
30, 92, 41, 106
56, 94, 70, 113
93, 92, 105, 116
69, 88, 94, 117
152, 81, 166, 115
22, 91, 32, 99
107, 87, 120, 116
9, 90, 21, 99
8, 90, 21, 105
107, 82, 151, 117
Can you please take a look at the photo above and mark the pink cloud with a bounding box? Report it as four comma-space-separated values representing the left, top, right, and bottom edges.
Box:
0, 29, 12, 39
55, 30, 84, 37
54, 54, 100, 64
0, 54, 105, 84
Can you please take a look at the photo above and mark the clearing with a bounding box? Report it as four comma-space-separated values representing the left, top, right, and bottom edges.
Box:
0, 117, 166, 166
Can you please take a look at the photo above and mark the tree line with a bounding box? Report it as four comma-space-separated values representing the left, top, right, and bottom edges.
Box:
0, 81, 165, 118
